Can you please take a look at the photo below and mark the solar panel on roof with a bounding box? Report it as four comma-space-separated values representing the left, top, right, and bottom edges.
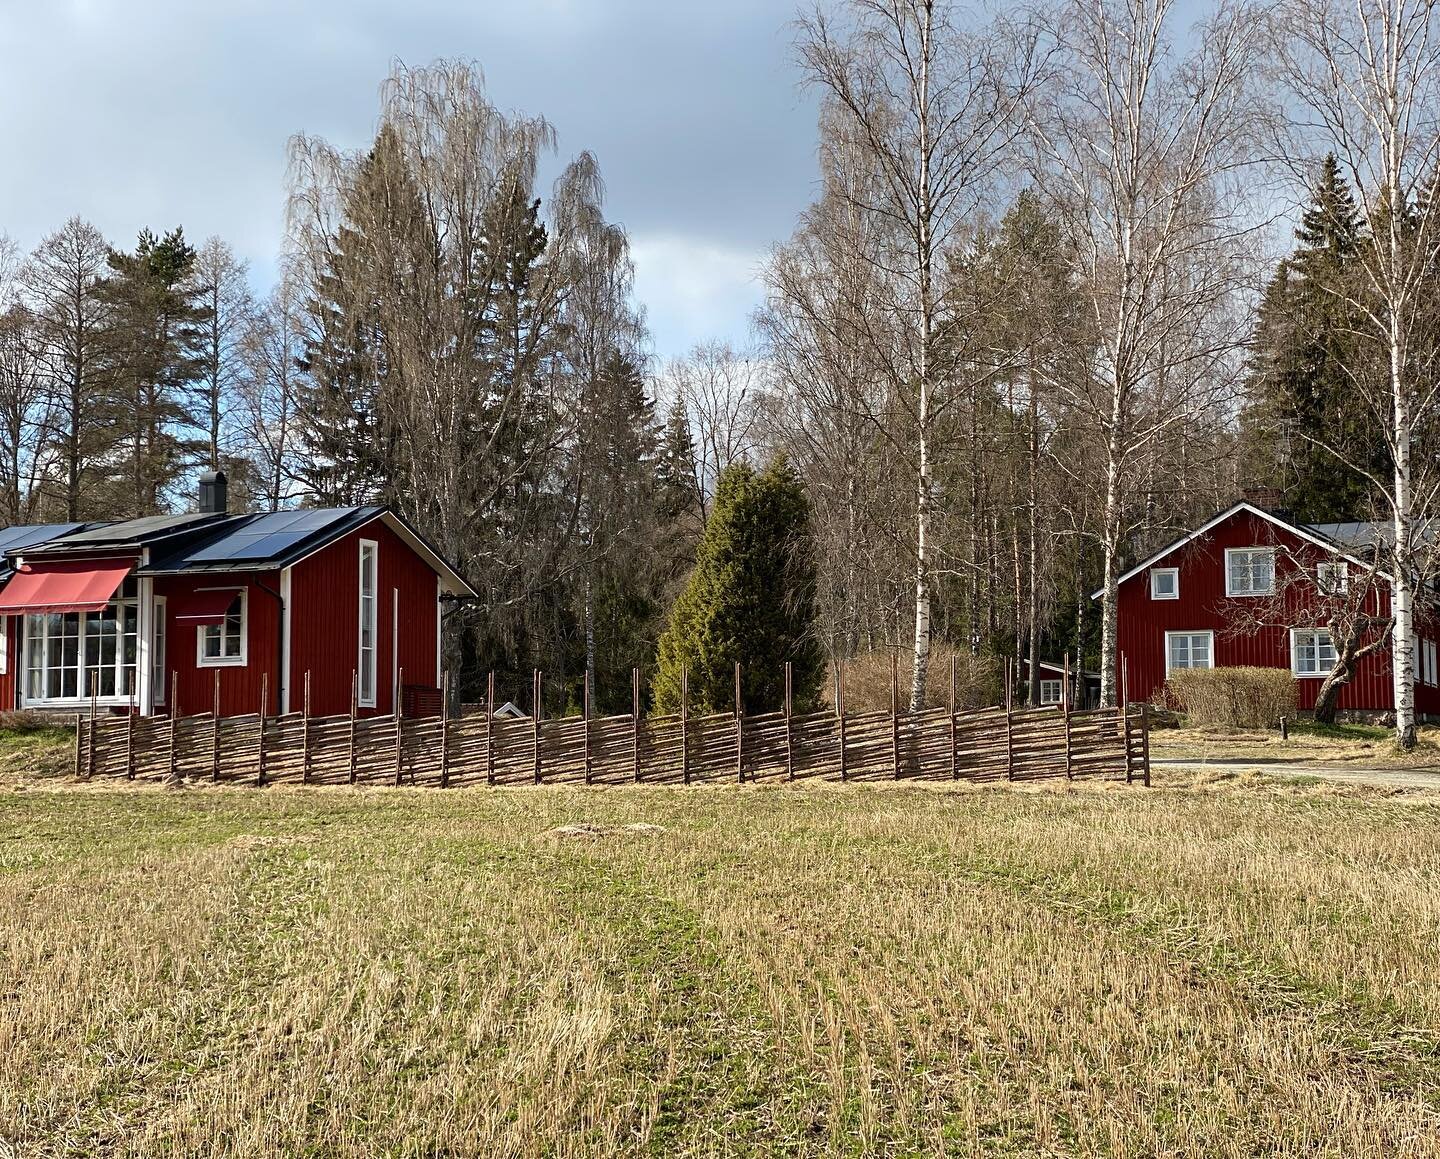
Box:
179, 508, 362, 563
0, 523, 85, 554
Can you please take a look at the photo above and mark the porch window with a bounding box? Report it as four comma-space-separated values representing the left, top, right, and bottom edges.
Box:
1038, 679, 1063, 705
358, 539, 378, 707
23, 577, 139, 702
1166, 630, 1213, 673
1292, 628, 1337, 677
1226, 548, 1274, 597
198, 592, 246, 666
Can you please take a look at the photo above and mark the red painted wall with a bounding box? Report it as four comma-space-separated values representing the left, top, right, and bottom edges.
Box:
1117, 509, 1440, 716
287, 518, 440, 718
153, 572, 282, 717
1, 616, 16, 711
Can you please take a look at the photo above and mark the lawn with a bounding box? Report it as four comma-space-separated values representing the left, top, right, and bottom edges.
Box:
3, 767, 1439, 1155
1151, 718, 1440, 768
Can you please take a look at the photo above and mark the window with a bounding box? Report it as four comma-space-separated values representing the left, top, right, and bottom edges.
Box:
1226, 548, 1275, 597
1166, 631, 1214, 673
358, 539, 378, 708
23, 577, 138, 703
1418, 639, 1439, 687
1292, 628, 1338, 677
198, 592, 246, 666
1150, 568, 1179, 600
153, 596, 166, 703
1038, 679, 1063, 705
1316, 561, 1349, 595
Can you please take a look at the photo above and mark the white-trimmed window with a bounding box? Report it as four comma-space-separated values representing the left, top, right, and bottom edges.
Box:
358, 539, 378, 708
198, 592, 246, 666
1226, 548, 1275, 597
1038, 678, 1063, 705
1166, 631, 1214, 673
0, 618, 7, 675
1292, 628, 1337, 677
1150, 567, 1179, 600
1316, 561, 1349, 595
152, 596, 166, 703
1418, 639, 1439, 687
24, 577, 139, 702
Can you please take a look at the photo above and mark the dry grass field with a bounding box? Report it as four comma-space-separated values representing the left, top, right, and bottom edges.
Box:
3, 761, 1440, 1156
1151, 719, 1440, 768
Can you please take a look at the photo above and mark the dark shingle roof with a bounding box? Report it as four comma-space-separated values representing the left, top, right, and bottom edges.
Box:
140, 507, 382, 574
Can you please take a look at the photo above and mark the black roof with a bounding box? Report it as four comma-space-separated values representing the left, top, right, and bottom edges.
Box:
24, 512, 224, 555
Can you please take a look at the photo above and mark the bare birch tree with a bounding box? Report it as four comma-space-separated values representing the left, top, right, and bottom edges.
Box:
658, 340, 763, 515
797, 0, 1042, 710
192, 236, 254, 469
1026, 0, 1267, 706
1273, 0, 1440, 748
236, 278, 304, 509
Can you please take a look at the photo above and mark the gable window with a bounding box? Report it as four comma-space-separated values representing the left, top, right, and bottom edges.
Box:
1150, 568, 1179, 600
1225, 548, 1275, 597
1166, 631, 1213, 674
198, 592, 246, 666
1316, 561, 1349, 595
1038, 678, 1063, 705
358, 539, 378, 708
1292, 628, 1337, 677
23, 577, 139, 702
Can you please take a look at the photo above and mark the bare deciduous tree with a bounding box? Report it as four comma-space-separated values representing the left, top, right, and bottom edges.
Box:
658, 340, 763, 515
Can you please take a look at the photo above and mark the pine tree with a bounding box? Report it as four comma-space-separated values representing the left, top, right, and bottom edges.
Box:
97, 227, 209, 515
1243, 155, 1384, 521
652, 459, 823, 715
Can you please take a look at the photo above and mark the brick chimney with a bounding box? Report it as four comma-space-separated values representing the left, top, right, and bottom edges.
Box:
1241, 485, 1283, 513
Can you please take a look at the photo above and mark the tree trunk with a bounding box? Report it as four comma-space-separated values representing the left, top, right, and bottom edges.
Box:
1313, 663, 1348, 725
1027, 375, 1040, 706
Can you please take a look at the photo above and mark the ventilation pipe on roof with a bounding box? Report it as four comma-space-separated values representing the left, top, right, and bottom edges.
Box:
199, 470, 228, 516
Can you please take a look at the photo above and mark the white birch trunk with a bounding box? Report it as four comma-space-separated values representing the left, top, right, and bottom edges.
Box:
1389, 326, 1416, 746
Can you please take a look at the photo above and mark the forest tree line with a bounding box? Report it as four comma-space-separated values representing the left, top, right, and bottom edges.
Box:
3, 0, 1440, 743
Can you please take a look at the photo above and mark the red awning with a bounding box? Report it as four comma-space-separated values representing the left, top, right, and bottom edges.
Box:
171, 586, 242, 625
0, 558, 133, 615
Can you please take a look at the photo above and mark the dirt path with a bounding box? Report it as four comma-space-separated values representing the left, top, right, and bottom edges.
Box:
1151, 757, 1440, 792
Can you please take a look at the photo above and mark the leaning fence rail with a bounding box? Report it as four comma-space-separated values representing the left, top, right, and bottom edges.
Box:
72, 662, 1150, 790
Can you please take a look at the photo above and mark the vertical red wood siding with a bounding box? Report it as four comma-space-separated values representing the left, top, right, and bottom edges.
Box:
0, 616, 17, 711
152, 572, 282, 717
287, 519, 440, 718
1116, 509, 1432, 715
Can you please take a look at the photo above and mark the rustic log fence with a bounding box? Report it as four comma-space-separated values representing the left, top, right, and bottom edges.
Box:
72, 659, 1150, 790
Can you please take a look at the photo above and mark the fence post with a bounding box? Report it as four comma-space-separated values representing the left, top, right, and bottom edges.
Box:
126, 692, 135, 780
257, 673, 268, 786
1119, 652, 1130, 739
439, 670, 450, 788
486, 671, 496, 786
88, 690, 97, 779
890, 651, 900, 779
167, 671, 179, 783
348, 670, 358, 785
734, 661, 744, 783
212, 669, 221, 782
632, 667, 641, 783
680, 665, 690, 785
784, 661, 794, 781
1063, 652, 1073, 780
301, 671, 311, 784
74, 712, 82, 778
1141, 701, 1152, 787
394, 667, 405, 787
583, 668, 593, 785
1005, 659, 1015, 781
837, 659, 847, 781
532, 668, 542, 785
949, 653, 958, 780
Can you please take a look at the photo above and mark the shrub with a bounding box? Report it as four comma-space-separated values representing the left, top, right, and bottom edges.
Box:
1164, 666, 1298, 729
832, 643, 1002, 713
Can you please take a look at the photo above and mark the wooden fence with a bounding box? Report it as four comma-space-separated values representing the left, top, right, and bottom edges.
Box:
72, 663, 1150, 790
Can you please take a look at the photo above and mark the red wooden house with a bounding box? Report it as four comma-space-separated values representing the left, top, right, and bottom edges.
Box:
1107, 495, 1440, 718
0, 472, 474, 718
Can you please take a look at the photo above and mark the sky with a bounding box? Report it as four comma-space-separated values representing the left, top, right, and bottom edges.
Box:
0, 0, 824, 361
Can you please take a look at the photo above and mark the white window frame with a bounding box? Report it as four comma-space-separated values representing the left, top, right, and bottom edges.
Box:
1316, 561, 1349, 596
0, 617, 7, 675
1225, 547, 1275, 598
1165, 630, 1215, 675
1149, 567, 1179, 600
152, 596, 166, 703
196, 589, 247, 668
1038, 678, 1063, 705
1291, 627, 1337, 678
1423, 639, 1439, 687
358, 539, 378, 708
22, 579, 141, 706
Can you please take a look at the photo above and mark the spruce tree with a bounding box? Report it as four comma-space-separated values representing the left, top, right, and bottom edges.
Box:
652, 459, 823, 715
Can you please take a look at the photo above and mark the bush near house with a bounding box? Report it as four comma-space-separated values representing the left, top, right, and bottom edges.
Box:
1164, 666, 1298, 729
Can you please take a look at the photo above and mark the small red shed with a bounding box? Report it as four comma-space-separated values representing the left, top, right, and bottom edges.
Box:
0, 473, 474, 718
1104, 499, 1440, 718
